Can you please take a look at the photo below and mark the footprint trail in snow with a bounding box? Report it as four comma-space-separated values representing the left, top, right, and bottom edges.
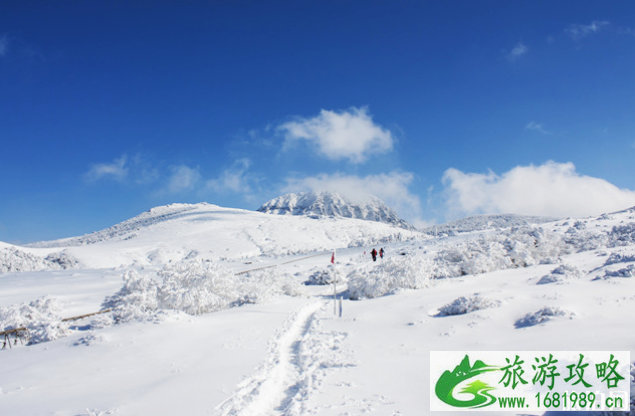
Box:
214, 300, 353, 416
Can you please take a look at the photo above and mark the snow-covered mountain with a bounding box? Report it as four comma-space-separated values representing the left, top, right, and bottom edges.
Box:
424, 213, 562, 235
14, 202, 420, 270
258, 191, 414, 230
1, 204, 634, 415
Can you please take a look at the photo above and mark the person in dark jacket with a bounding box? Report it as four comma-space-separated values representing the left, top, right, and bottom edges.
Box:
371, 248, 377, 262
379, 248, 384, 259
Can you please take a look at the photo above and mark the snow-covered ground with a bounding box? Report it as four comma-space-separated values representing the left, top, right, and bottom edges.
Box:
1, 204, 634, 415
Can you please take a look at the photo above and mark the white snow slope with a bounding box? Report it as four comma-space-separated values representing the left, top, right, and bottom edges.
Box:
1, 203, 635, 416
20, 203, 419, 269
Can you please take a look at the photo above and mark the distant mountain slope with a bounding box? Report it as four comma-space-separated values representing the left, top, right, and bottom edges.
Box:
423, 213, 562, 235
258, 191, 414, 230
22, 202, 421, 269
28, 203, 202, 248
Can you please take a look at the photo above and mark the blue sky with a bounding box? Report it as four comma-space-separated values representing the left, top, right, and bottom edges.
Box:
2, 1, 635, 243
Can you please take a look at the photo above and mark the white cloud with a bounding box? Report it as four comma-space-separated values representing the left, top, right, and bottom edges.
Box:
506, 42, 528, 62
442, 161, 635, 218
206, 158, 254, 194
0, 34, 8, 57
167, 165, 201, 193
565, 21, 610, 41
282, 171, 422, 222
618, 27, 635, 37
85, 153, 163, 186
84, 155, 128, 182
135, 167, 160, 185
278, 107, 394, 164
525, 121, 552, 135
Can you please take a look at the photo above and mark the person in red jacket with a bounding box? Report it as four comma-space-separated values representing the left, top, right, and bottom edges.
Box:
371, 248, 377, 262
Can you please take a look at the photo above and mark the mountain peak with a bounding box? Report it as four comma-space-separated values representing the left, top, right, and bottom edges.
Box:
257, 191, 414, 230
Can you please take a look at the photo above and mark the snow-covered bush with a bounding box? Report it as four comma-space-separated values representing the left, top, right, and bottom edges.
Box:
281, 278, 307, 297
572, 221, 586, 230
105, 259, 288, 322
431, 227, 568, 279
226, 266, 283, 306
305, 265, 343, 285
508, 226, 569, 264
159, 260, 244, 315
608, 223, 635, 247
536, 264, 582, 285
0, 247, 62, 273
347, 256, 433, 300
436, 293, 501, 316
346, 226, 581, 299
595, 265, 635, 280
562, 226, 609, 253
435, 238, 512, 277
104, 269, 161, 323
45, 250, 79, 269
0, 296, 69, 345
514, 306, 574, 328
604, 252, 635, 266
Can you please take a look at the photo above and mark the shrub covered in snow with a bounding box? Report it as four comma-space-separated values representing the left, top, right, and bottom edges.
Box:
346, 226, 585, 299
0, 296, 69, 345
103, 269, 162, 323
537, 264, 582, 285
0, 247, 63, 273
159, 260, 247, 315
345, 220, 635, 299
431, 226, 568, 279
562, 226, 609, 253
434, 238, 513, 278
104, 259, 290, 323
604, 252, 635, 266
436, 293, 501, 316
305, 265, 343, 285
429, 221, 635, 283
347, 256, 433, 299
45, 250, 79, 269
608, 223, 635, 247
595, 265, 635, 280
514, 306, 574, 328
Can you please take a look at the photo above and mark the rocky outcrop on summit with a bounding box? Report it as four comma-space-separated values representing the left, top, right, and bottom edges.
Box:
257, 191, 414, 230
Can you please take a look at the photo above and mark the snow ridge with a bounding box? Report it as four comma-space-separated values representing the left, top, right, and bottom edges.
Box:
258, 191, 414, 230
28, 203, 206, 248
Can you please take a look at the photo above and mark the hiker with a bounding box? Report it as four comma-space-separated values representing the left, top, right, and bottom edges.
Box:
371, 248, 377, 262
379, 248, 384, 259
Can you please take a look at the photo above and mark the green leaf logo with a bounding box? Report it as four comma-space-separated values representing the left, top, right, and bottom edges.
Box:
435, 355, 500, 408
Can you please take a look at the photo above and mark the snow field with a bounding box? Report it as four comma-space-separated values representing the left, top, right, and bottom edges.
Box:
1, 205, 634, 415
215, 300, 353, 416
0, 296, 311, 416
